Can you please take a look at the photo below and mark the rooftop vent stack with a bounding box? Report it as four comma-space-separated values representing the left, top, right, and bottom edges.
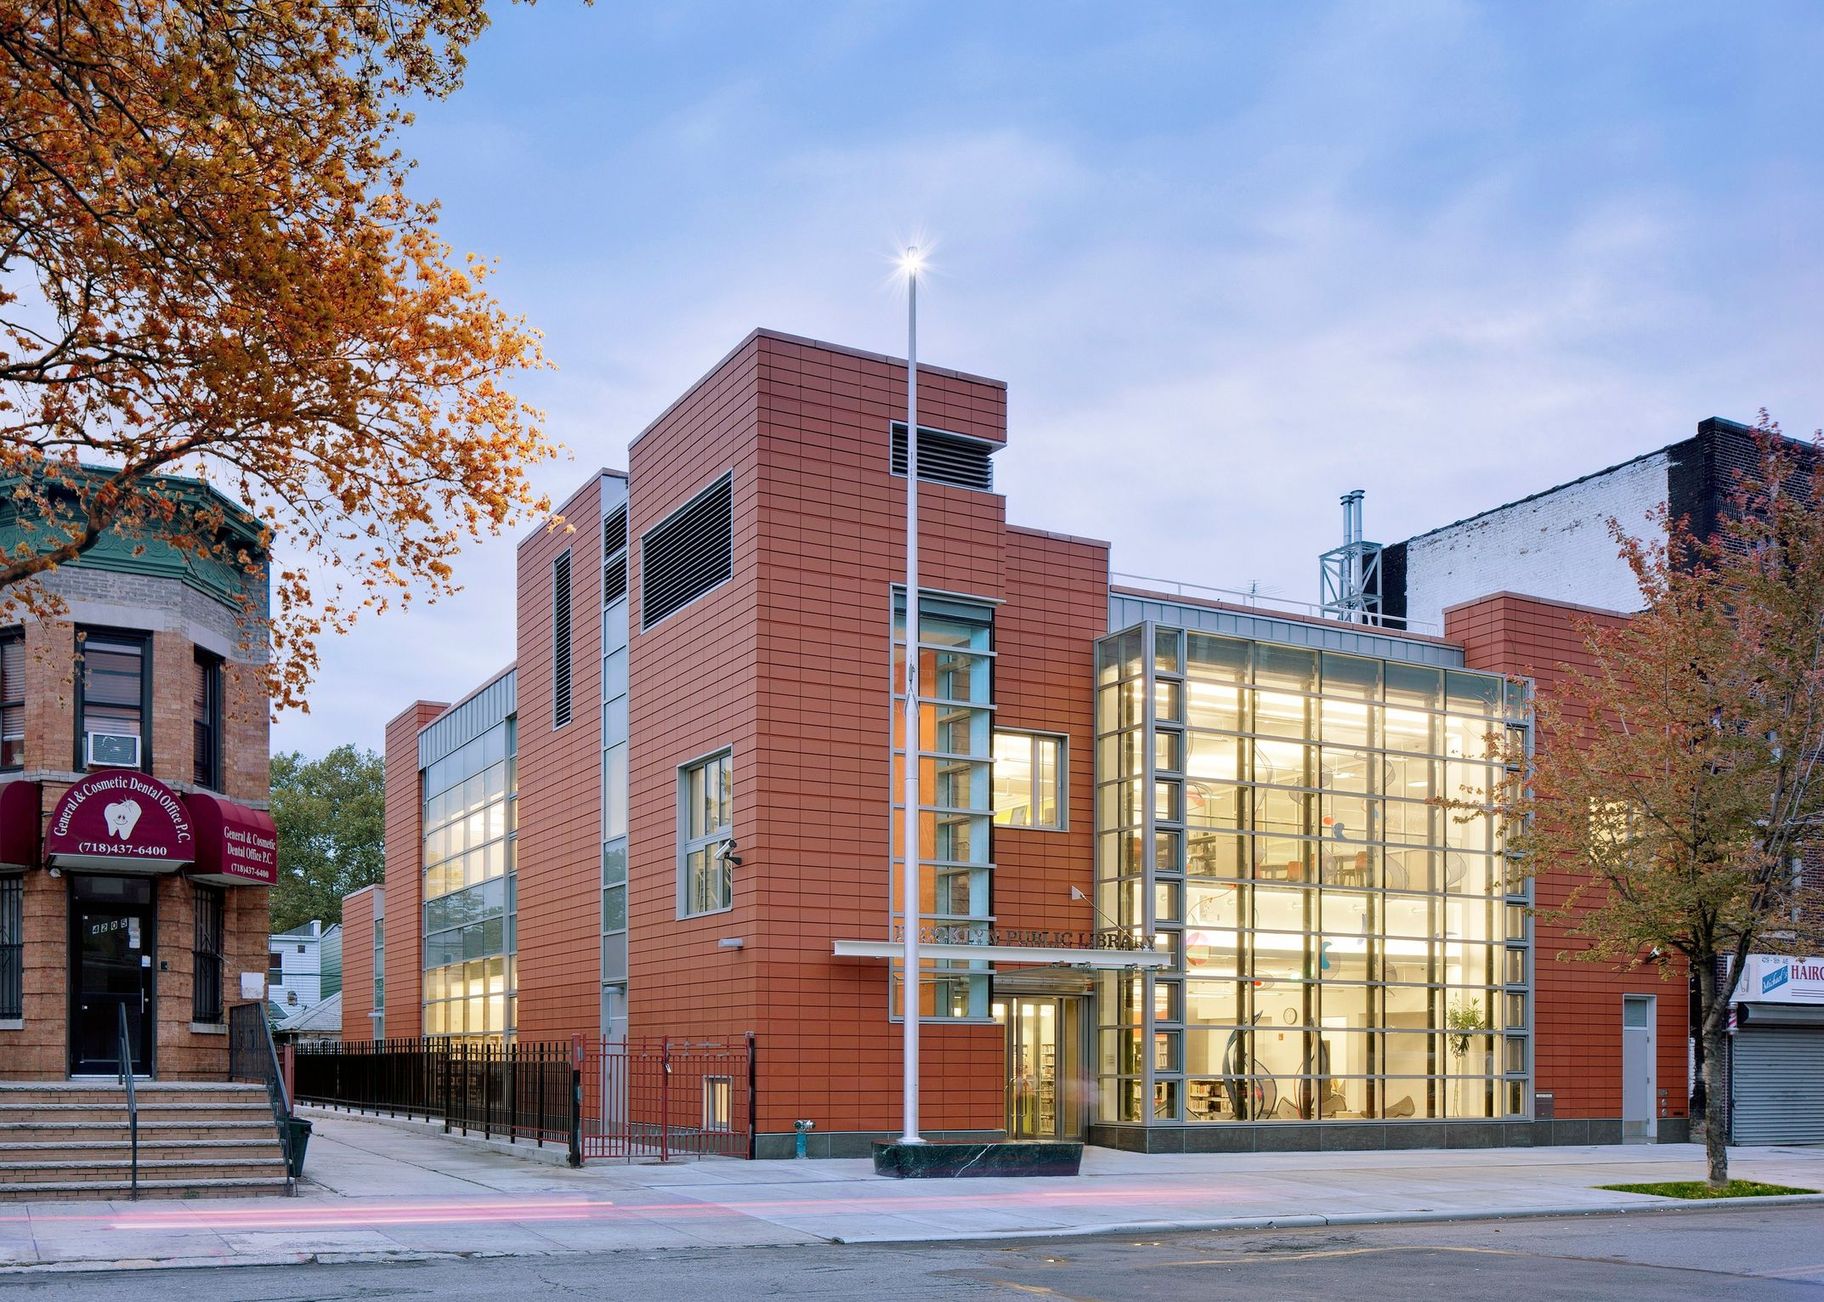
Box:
1319, 489, 1386, 626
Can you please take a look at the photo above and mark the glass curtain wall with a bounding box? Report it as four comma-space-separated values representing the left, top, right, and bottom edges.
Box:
1095, 624, 1532, 1125
891, 591, 994, 1021
422, 718, 518, 1039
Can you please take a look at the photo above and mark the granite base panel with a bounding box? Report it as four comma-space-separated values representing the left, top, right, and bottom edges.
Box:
874, 1140, 1084, 1178
1086, 1117, 1674, 1154
753, 1129, 1005, 1160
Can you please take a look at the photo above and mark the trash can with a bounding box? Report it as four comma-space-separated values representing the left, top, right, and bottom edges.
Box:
285, 1115, 313, 1179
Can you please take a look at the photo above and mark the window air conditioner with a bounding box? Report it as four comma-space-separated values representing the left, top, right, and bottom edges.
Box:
86, 732, 141, 768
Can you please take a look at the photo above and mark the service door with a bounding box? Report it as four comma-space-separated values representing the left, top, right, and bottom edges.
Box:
69, 875, 156, 1076
1621, 994, 1656, 1141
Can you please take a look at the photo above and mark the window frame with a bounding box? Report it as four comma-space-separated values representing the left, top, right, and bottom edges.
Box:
677, 747, 734, 918
992, 728, 1069, 832
74, 626, 152, 772
0, 628, 23, 771
192, 648, 224, 790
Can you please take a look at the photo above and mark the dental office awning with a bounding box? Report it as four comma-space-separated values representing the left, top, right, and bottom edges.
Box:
832, 939, 1170, 967
45, 771, 195, 873
0, 780, 39, 869
185, 793, 279, 887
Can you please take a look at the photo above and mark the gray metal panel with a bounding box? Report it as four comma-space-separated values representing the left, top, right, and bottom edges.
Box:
1108, 595, 1467, 669
418, 669, 517, 769
1730, 1026, 1824, 1144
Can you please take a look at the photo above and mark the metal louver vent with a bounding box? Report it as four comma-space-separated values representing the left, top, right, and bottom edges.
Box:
603, 554, 628, 603
552, 550, 573, 728
603, 505, 628, 558
891, 423, 995, 492
642, 473, 734, 628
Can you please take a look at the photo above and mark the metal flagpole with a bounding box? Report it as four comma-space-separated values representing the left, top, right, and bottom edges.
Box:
899, 247, 924, 1144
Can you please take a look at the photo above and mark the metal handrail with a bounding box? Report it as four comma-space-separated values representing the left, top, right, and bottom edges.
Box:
229, 1003, 297, 1194
1111, 571, 1443, 635
115, 1002, 139, 1199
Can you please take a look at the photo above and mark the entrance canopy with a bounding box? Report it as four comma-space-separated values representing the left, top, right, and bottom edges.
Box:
0, 779, 39, 869
185, 793, 279, 886
832, 938, 1170, 967
46, 771, 195, 874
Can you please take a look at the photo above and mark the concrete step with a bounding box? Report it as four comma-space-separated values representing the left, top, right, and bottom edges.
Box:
0, 1120, 278, 1142
0, 1138, 281, 1158
0, 1085, 268, 1107
0, 1175, 291, 1202
0, 1156, 289, 1184
0, 1102, 272, 1120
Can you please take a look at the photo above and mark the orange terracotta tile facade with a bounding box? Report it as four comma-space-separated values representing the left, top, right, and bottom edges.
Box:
1446, 592, 1689, 1127
619, 334, 1109, 1148
359, 329, 1710, 1155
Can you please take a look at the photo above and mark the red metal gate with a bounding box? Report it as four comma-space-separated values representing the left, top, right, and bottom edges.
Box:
581, 1035, 754, 1161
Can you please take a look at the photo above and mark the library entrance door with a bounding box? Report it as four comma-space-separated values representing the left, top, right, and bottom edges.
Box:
1000, 996, 1086, 1141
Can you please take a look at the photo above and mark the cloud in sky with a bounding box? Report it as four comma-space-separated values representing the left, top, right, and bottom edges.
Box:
274, 0, 1824, 756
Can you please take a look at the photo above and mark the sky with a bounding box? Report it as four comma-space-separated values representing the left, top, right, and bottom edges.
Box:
273, 0, 1824, 756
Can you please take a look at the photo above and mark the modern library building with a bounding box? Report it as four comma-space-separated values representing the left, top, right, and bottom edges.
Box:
345, 329, 1702, 1156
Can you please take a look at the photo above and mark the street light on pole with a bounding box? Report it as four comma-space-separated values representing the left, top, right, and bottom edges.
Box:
898, 244, 925, 1145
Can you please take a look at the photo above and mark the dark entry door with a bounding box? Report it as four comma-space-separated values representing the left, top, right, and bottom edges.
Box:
69, 875, 155, 1075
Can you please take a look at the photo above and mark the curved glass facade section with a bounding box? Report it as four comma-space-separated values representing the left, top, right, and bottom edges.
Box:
1095, 623, 1532, 1126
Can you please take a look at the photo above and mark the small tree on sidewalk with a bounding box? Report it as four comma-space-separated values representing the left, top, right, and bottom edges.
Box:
1488, 419, 1824, 1188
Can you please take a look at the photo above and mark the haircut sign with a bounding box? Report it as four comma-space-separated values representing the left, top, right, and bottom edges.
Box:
46, 771, 195, 869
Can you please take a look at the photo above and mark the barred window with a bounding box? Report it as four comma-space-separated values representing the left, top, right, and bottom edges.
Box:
0, 876, 20, 1020
192, 884, 225, 1024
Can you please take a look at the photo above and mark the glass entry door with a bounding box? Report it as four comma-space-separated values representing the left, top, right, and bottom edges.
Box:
69, 875, 155, 1075
1001, 996, 1084, 1141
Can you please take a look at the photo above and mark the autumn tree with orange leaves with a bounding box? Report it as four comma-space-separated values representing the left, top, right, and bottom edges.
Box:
1484, 421, 1824, 1188
0, 0, 558, 709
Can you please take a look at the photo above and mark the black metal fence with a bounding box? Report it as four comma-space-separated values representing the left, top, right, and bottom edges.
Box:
295, 1038, 582, 1162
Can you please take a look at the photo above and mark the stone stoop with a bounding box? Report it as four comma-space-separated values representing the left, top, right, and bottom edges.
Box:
0, 1081, 290, 1200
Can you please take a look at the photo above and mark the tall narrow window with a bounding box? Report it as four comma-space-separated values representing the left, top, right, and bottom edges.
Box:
0, 875, 20, 1020
193, 650, 223, 789
77, 629, 148, 770
372, 917, 385, 1039
192, 883, 225, 1023
679, 750, 733, 916
552, 550, 573, 729
992, 730, 1066, 829
0, 631, 21, 770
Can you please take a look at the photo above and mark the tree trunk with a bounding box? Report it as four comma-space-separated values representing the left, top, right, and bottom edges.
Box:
1697, 961, 1730, 1188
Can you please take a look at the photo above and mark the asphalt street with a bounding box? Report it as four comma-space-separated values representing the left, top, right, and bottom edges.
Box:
3, 1204, 1820, 1301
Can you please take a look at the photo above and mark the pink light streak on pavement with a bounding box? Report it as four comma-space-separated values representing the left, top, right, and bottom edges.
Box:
1, 1181, 1259, 1234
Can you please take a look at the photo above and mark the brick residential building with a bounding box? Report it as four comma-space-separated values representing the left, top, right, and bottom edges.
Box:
348, 331, 1808, 1155
0, 474, 277, 1081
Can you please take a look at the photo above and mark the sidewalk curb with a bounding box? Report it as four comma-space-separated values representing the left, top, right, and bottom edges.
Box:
824, 1191, 1824, 1244
5, 1190, 1821, 1273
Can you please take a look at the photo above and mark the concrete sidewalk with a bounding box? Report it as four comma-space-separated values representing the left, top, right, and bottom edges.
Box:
1, 1108, 1820, 1274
